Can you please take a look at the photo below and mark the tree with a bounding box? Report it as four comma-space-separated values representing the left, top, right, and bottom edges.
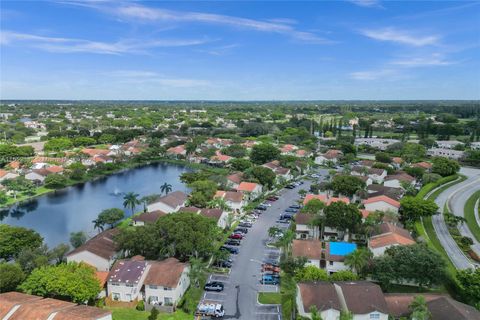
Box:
309, 305, 323, 320
280, 256, 307, 276
431, 157, 460, 177
16, 245, 51, 273
68, 162, 86, 180
19, 262, 101, 303
456, 268, 480, 306
70, 231, 87, 248
371, 244, 446, 289
116, 212, 220, 261
330, 175, 366, 197
123, 192, 141, 215
324, 202, 362, 236
247, 166, 276, 188
344, 248, 372, 275
96, 208, 125, 229
44, 137, 73, 152
72, 136, 96, 147
2, 177, 35, 198
188, 180, 217, 208
230, 158, 253, 171
329, 270, 358, 281
250, 143, 280, 164
302, 199, 326, 215
0, 191, 7, 205
401, 143, 426, 163
50, 243, 70, 264
222, 144, 247, 158
340, 310, 353, 320
207, 197, 230, 211
148, 307, 159, 320
400, 197, 438, 223
375, 152, 391, 163
409, 295, 431, 320
160, 182, 173, 195
0, 224, 43, 260
188, 257, 207, 288
0, 263, 25, 292
44, 174, 68, 190
294, 265, 328, 281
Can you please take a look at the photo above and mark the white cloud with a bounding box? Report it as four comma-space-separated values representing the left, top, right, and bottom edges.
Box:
350, 68, 397, 80
391, 54, 457, 67
62, 2, 331, 44
360, 27, 439, 46
0, 30, 210, 54
348, 0, 381, 8
103, 70, 211, 88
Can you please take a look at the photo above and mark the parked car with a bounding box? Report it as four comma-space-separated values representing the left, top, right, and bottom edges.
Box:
216, 260, 232, 268
220, 246, 239, 254
235, 227, 248, 234
262, 265, 281, 273
285, 208, 298, 213
263, 259, 279, 267
204, 282, 225, 292
239, 222, 253, 228
285, 184, 295, 189
225, 239, 241, 246
266, 196, 279, 201
260, 275, 280, 285
262, 202, 272, 207
289, 204, 301, 209
229, 233, 243, 240
276, 219, 290, 224
255, 205, 267, 211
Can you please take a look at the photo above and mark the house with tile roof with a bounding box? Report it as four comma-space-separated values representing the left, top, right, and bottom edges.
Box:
351, 166, 387, 184
66, 228, 119, 271
107, 259, 150, 302
303, 194, 350, 206
144, 258, 190, 308
147, 191, 188, 213
166, 145, 187, 158
215, 190, 245, 213
0, 169, 19, 183
315, 149, 343, 165
297, 281, 389, 320
226, 172, 244, 189
263, 160, 293, 182
368, 223, 415, 256
384, 173, 416, 189
236, 181, 263, 201
412, 161, 432, 171
363, 195, 401, 214
0, 292, 112, 320
132, 210, 167, 226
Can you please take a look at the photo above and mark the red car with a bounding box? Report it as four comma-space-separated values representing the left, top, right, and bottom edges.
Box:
262, 265, 281, 273
229, 233, 243, 239
267, 196, 279, 201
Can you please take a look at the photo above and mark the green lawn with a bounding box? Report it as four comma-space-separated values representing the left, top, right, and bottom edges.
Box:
258, 292, 282, 305
464, 190, 480, 243
108, 307, 192, 320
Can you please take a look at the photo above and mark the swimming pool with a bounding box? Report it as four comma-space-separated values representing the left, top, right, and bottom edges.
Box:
329, 242, 357, 256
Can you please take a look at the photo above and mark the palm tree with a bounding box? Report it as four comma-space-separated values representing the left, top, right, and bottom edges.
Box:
123, 192, 141, 215
344, 248, 372, 276
309, 306, 323, 320
92, 218, 104, 232
160, 183, 172, 195
409, 295, 431, 320
188, 257, 206, 288
207, 198, 231, 211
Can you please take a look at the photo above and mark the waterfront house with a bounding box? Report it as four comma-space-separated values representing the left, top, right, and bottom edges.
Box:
147, 191, 188, 213
0, 169, 19, 183
144, 258, 190, 308
363, 195, 400, 214
107, 259, 150, 302
66, 228, 119, 272
25, 169, 50, 184
166, 145, 187, 158
132, 210, 167, 226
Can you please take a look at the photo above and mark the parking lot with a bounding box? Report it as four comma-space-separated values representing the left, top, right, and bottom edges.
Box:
197, 177, 314, 319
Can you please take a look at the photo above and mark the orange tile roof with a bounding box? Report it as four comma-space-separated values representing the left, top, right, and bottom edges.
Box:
303, 194, 350, 205
363, 195, 400, 208
0, 169, 7, 178
360, 209, 372, 219
95, 271, 109, 287
292, 239, 322, 260
46, 165, 64, 173
8, 161, 21, 169
237, 181, 260, 192
369, 233, 415, 249
167, 145, 186, 154
81, 148, 110, 157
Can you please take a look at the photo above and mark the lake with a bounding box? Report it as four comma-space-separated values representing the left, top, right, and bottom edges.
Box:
0, 162, 191, 247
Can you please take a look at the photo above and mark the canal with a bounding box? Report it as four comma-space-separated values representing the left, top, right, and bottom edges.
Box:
0, 162, 191, 247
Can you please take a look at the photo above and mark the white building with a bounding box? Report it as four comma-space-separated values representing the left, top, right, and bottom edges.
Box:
147, 191, 188, 213
354, 138, 400, 151
144, 258, 190, 307
427, 148, 465, 160
363, 195, 400, 214
107, 260, 150, 302
436, 140, 464, 149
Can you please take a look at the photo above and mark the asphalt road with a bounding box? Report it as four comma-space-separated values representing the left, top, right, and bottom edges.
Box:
218, 179, 314, 320
431, 167, 480, 270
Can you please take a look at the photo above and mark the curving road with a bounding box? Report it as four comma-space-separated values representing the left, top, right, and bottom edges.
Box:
431, 167, 480, 270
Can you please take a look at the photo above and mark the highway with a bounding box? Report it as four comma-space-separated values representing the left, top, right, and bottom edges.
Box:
431, 167, 480, 270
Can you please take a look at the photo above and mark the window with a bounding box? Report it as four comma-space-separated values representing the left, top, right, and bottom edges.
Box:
329, 261, 333, 266
370, 313, 380, 319
164, 287, 173, 291
112, 293, 120, 301
164, 297, 173, 305
149, 285, 158, 289
126, 283, 134, 287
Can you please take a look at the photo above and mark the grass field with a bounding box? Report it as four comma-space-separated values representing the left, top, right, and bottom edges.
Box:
108, 307, 192, 320
258, 292, 282, 305
464, 190, 480, 243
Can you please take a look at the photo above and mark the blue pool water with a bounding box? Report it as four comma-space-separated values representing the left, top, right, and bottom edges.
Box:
329, 242, 357, 256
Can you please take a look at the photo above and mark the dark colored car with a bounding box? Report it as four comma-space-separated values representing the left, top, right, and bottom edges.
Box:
225, 239, 241, 246
204, 282, 225, 292
289, 204, 301, 209
255, 205, 268, 211
239, 222, 252, 228
229, 233, 243, 239
220, 245, 239, 254
285, 184, 295, 189
235, 227, 248, 234
216, 260, 232, 268
285, 208, 298, 213
276, 219, 290, 224
266, 196, 278, 201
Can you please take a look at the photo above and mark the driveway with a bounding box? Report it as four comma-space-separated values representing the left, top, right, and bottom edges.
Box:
218, 179, 313, 320
431, 167, 480, 270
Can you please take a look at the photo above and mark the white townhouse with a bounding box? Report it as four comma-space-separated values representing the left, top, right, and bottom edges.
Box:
107, 259, 150, 302
147, 191, 188, 213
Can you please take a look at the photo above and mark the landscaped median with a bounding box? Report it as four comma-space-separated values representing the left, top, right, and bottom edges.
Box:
465, 190, 480, 243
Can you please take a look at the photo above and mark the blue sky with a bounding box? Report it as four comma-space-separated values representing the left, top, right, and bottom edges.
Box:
1, 0, 479, 100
